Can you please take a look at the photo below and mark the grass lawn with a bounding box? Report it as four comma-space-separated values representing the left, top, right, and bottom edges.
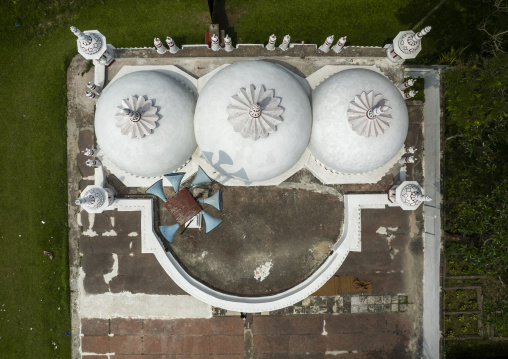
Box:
0, 0, 501, 357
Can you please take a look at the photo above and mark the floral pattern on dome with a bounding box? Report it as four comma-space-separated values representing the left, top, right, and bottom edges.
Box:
347, 91, 392, 138
115, 95, 159, 139
227, 84, 284, 141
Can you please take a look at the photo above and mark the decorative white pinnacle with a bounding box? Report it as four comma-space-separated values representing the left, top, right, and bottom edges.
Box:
84, 148, 96, 156
347, 91, 392, 137
332, 36, 347, 53
398, 78, 416, 90
114, 95, 159, 139
85, 159, 102, 167
154, 38, 167, 54
400, 183, 430, 206
224, 35, 234, 52
70, 26, 104, 56
415, 26, 432, 40
399, 26, 431, 54
399, 156, 416, 164
211, 34, 220, 51
416, 194, 432, 202
85, 90, 98, 101
87, 81, 102, 93
404, 90, 418, 100
227, 84, 284, 140
319, 35, 334, 53
165, 37, 180, 54
266, 34, 276, 51
405, 146, 417, 154
70, 26, 87, 40
75, 188, 105, 209
279, 35, 290, 51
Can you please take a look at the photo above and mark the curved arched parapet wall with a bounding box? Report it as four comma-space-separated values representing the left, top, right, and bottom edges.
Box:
113, 193, 390, 313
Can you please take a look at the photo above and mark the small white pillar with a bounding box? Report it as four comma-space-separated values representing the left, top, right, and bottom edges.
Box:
211, 34, 221, 51
332, 36, 347, 53
75, 196, 94, 206
266, 34, 276, 51
154, 37, 167, 54
405, 146, 417, 154
398, 79, 417, 90
85, 159, 102, 167
85, 90, 99, 101
415, 26, 432, 40
83, 148, 96, 156
224, 35, 234, 52
86, 82, 102, 93
279, 35, 290, 51
404, 90, 418, 100
319, 35, 334, 53
399, 156, 416, 164
165, 37, 180, 54
416, 194, 432, 202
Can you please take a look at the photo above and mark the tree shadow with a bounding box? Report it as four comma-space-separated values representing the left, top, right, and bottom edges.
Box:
210, 0, 237, 43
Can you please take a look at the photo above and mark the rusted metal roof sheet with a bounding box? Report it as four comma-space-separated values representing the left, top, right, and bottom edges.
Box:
164, 188, 202, 226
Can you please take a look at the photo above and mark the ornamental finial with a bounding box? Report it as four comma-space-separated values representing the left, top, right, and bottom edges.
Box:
332, 36, 347, 53
347, 91, 392, 137
319, 35, 334, 53
115, 95, 159, 138
227, 84, 284, 140
224, 35, 234, 52
266, 34, 276, 51
279, 35, 290, 51
415, 26, 431, 40
70, 26, 86, 40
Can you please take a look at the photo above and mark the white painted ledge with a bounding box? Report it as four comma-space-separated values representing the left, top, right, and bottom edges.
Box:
406, 68, 442, 359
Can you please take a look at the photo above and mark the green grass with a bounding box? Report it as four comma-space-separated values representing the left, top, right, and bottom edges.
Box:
0, 0, 502, 357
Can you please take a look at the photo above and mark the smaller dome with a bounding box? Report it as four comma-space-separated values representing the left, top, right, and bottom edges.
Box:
310, 69, 409, 174
194, 61, 312, 182
95, 71, 197, 177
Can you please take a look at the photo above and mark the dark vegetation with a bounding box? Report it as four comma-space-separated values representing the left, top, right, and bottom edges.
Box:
439, 1, 508, 356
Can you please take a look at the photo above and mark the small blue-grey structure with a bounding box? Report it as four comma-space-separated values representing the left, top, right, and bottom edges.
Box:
159, 224, 180, 243
201, 211, 223, 233
198, 190, 223, 211
188, 166, 211, 188
145, 179, 167, 201
165, 172, 185, 193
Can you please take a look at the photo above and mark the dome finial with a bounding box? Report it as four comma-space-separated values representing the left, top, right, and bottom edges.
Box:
227, 84, 284, 140
347, 91, 392, 137
115, 95, 159, 139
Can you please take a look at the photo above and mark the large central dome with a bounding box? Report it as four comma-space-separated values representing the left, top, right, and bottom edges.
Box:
194, 61, 312, 183
95, 71, 197, 177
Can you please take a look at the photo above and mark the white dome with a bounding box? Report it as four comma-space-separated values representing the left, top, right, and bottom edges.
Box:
194, 61, 312, 182
310, 69, 408, 174
95, 71, 197, 177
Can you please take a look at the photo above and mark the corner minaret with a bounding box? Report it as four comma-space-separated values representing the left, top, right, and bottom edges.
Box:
71, 26, 115, 66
